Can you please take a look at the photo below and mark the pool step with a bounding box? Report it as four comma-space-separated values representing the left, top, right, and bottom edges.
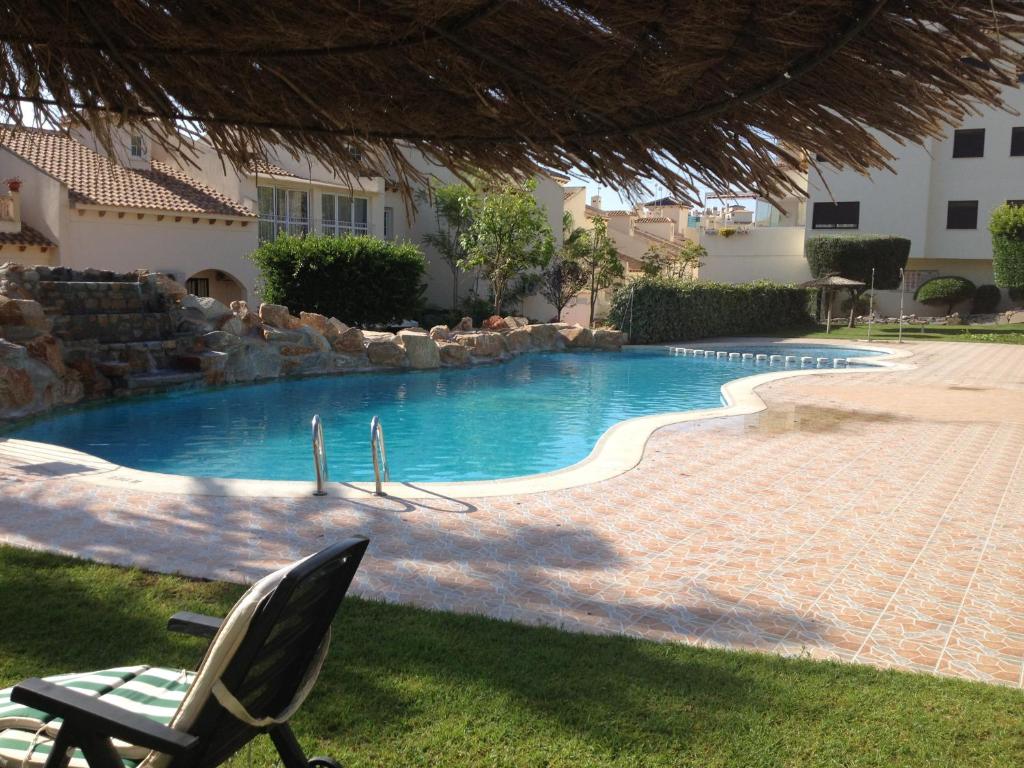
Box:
120, 369, 204, 394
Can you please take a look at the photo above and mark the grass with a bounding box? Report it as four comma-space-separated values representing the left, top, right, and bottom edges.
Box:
1, 546, 1022, 768
776, 322, 1024, 344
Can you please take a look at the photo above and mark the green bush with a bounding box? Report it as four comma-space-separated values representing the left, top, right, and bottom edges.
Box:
914, 276, 975, 315
972, 284, 1002, 314
607, 277, 814, 343
251, 233, 426, 325
1010, 286, 1023, 303
840, 291, 874, 316
989, 203, 1024, 289
805, 235, 911, 289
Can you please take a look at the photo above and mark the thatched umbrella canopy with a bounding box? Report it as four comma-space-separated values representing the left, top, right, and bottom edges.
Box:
800, 275, 867, 332
1, 2, 1022, 201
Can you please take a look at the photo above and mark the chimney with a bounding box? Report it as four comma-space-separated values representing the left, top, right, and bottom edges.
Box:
0, 179, 22, 234
590, 194, 602, 210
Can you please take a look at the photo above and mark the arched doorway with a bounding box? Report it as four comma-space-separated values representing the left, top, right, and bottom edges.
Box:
185, 269, 246, 304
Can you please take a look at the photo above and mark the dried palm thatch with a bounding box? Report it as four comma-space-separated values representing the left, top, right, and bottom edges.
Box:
1, 1, 1022, 202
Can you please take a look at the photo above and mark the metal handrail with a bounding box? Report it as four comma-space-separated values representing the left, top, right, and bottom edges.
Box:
370, 415, 390, 496
311, 414, 328, 496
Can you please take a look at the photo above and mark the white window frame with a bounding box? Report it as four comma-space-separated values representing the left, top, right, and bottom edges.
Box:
129, 134, 145, 158
258, 186, 309, 241
320, 193, 370, 236
383, 206, 394, 238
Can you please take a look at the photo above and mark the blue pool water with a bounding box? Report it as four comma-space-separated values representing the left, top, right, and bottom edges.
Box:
7, 345, 881, 482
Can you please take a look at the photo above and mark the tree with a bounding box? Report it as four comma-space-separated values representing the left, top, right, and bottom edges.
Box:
640, 238, 705, 279
989, 203, 1024, 290
915, 276, 976, 315
571, 216, 626, 326
805, 234, 911, 327
459, 179, 553, 315
422, 183, 479, 309
539, 212, 589, 320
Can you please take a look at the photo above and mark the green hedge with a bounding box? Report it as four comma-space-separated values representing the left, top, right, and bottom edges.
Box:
972, 284, 1002, 314
251, 233, 426, 325
607, 277, 814, 343
805, 235, 911, 289
989, 203, 1024, 289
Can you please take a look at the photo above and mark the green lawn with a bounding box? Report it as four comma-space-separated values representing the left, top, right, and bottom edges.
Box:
1, 546, 1021, 767
777, 322, 1024, 344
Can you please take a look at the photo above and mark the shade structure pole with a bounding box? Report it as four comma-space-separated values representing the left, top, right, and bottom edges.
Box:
867, 267, 876, 341
898, 268, 905, 343
825, 289, 833, 334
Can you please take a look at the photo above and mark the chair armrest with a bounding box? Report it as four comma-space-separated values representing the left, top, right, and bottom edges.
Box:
11, 679, 198, 755
167, 611, 223, 639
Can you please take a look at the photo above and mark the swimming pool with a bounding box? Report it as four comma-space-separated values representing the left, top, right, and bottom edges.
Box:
7, 344, 881, 482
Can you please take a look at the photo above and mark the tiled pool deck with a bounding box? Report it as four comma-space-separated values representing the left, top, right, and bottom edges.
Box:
2, 341, 1023, 686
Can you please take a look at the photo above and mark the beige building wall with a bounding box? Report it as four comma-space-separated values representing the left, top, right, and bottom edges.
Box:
694, 226, 809, 284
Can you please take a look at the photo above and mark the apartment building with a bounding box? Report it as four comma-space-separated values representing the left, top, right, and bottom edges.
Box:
807, 80, 1024, 314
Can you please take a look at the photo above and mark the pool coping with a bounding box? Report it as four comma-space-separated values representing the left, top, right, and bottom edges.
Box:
0, 338, 914, 499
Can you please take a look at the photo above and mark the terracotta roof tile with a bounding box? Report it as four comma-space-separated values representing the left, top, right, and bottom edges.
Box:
0, 127, 254, 217
0, 223, 54, 247
245, 159, 301, 178
635, 216, 673, 223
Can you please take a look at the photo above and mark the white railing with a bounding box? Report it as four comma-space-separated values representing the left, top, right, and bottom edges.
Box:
311, 414, 329, 496
370, 415, 390, 496
0, 195, 15, 222
259, 216, 370, 241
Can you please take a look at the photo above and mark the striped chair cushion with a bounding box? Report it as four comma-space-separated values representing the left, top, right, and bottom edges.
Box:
0, 666, 195, 768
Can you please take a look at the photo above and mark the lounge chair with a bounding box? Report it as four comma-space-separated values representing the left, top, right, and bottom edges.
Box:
0, 538, 369, 768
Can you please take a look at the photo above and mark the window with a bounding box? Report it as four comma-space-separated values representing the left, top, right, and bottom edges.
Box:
321, 194, 369, 236
1011, 127, 1024, 157
903, 270, 938, 292
383, 206, 394, 238
186, 277, 210, 297
1007, 200, 1024, 207
258, 186, 308, 241
952, 129, 985, 158
811, 201, 859, 229
129, 134, 144, 158
946, 200, 978, 229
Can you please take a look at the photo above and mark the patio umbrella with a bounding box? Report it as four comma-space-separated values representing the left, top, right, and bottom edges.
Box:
0, 2, 1020, 202
800, 275, 866, 333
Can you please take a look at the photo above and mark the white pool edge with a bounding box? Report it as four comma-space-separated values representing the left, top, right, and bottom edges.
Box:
0, 338, 913, 500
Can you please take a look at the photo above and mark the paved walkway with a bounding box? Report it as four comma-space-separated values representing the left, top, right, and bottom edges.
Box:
2, 341, 1023, 686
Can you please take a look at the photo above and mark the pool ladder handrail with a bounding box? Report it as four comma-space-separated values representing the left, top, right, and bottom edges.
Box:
311, 414, 328, 496
370, 415, 390, 496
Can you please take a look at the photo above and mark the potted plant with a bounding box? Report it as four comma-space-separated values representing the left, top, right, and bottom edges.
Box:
5, 178, 22, 192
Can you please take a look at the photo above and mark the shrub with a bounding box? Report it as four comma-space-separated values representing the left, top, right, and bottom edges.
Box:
972, 284, 1002, 314
805, 235, 911, 289
251, 233, 426, 325
1011, 286, 1023, 303
914, 276, 976, 316
989, 203, 1024, 289
607, 277, 814, 343
840, 291, 874, 317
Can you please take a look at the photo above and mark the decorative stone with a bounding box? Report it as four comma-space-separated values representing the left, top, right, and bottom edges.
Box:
482, 315, 507, 331
559, 325, 593, 348
0, 296, 51, 333
258, 302, 301, 329
148, 272, 188, 303
219, 316, 247, 336
202, 330, 245, 352
323, 317, 349, 342
454, 316, 474, 332
366, 339, 407, 367
332, 327, 365, 354
262, 327, 305, 344
25, 334, 65, 376
454, 331, 508, 357
504, 327, 532, 353
593, 328, 627, 349
429, 325, 452, 341
504, 316, 529, 329
524, 323, 562, 351
438, 340, 470, 366
299, 311, 330, 334
397, 329, 441, 369
180, 295, 232, 323
297, 325, 331, 354
362, 330, 396, 344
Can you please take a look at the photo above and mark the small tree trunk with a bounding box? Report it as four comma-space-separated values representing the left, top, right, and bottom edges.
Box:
588, 270, 597, 326
451, 267, 459, 310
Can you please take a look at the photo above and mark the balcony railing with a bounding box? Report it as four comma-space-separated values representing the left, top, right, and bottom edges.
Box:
259, 216, 369, 242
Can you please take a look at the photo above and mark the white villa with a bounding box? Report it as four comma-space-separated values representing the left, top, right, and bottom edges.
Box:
0, 124, 567, 318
